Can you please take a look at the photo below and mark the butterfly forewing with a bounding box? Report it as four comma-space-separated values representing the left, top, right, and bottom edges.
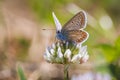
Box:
67, 30, 88, 43
62, 11, 87, 32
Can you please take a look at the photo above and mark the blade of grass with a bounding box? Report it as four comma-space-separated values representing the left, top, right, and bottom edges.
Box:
17, 65, 27, 80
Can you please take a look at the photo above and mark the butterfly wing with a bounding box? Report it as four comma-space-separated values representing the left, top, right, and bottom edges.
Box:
62, 11, 87, 32
66, 30, 89, 43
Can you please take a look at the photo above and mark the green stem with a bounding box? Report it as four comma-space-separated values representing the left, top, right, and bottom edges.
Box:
64, 64, 70, 80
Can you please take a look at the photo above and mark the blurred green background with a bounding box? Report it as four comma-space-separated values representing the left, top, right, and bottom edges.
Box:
0, 0, 120, 80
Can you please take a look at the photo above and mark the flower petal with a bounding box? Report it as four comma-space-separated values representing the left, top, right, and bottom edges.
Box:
76, 43, 82, 48
66, 42, 69, 48
57, 47, 63, 58
43, 54, 51, 61
64, 49, 71, 61
71, 54, 79, 63
50, 49, 55, 55
45, 48, 51, 58
80, 54, 89, 64
52, 43, 55, 49
44, 49, 52, 61
79, 45, 87, 56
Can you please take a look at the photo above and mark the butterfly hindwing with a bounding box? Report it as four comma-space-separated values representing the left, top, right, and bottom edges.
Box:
66, 30, 88, 43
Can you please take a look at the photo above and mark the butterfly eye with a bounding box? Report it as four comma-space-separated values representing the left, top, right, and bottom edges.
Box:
57, 31, 60, 33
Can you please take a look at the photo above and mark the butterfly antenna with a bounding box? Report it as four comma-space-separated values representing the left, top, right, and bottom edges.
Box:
41, 28, 56, 30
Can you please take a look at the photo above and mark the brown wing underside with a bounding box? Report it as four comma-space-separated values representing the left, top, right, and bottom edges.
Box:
62, 11, 87, 31
67, 30, 88, 43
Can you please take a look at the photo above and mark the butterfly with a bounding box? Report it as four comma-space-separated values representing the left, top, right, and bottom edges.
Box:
52, 11, 89, 44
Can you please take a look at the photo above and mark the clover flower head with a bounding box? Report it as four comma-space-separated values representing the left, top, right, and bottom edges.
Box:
44, 42, 89, 64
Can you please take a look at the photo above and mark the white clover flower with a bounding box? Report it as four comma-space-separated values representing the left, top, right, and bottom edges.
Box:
44, 42, 89, 64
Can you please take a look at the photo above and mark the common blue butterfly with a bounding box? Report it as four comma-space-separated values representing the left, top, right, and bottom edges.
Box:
52, 11, 89, 44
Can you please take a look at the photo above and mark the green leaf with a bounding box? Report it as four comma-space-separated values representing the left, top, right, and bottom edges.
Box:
17, 65, 27, 80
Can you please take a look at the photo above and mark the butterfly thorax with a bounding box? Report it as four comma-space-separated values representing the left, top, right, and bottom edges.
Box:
56, 31, 67, 41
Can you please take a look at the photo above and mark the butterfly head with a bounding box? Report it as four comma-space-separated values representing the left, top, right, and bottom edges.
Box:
52, 12, 64, 40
